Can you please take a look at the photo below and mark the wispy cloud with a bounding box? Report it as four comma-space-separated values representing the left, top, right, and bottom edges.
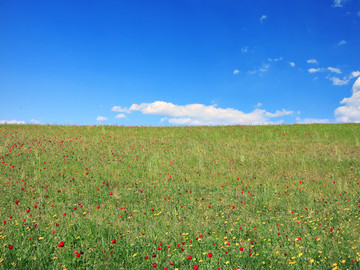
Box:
337, 40, 347, 46
307, 59, 318, 64
289, 62, 295, 67
248, 63, 270, 75
327, 67, 342, 74
296, 117, 330, 124
330, 77, 349, 85
125, 101, 294, 125
335, 77, 360, 122
329, 70, 360, 86
332, 0, 344, 7
96, 116, 108, 121
268, 57, 283, 62
260, 15, 267, 23
241, 46, 248, 53
0, 120, 26, 124
233, 69, 240, 75
308, 68, 321, 73
30, 119, 41, 124
357, 11, 360, 16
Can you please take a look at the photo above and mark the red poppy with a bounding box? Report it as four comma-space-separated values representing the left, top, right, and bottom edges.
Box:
193, 265, 199, 269
9, 245, 13, 249
208, 253, 213, 258
58, 241, 65, 247
188, 255, 192, 260
111, 239, 116, 244
15, 200, 19, 204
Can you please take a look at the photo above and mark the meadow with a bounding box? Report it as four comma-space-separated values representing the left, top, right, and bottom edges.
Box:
0, 124, 359, 269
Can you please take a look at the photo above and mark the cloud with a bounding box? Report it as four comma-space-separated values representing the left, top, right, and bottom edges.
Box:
241, 46, 248, 53
338, 40, 346, 46
268, 57, 283, 62
248, 63, 270, 74
350, 71, 360, 78
329, 71, 360, 86
330, 77, 349, 85
260, 15, 267, 23
128, 101, 294, 125
115, 114, 126, 119
289, 62, 295, 67
327, 67, 342, 74
0, 120, 26, 124
335, 77, 360, 122
357, 11, 360, 16
332, 0, 344, 7
96, 116, 108, 121
307, 59, 318, 64
233, 69, 240, 75
30, 119, 41, 124
308, 68, 321, 73
296, 117, 330, 124
111, 106, 130, 113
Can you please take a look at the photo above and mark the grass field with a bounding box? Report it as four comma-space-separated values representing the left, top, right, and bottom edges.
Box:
0, 124, 360, 269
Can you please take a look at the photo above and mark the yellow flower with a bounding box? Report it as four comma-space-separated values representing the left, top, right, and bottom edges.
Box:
310, 259, 314, 263
132, 253, 137, 257
289, 261, 296, 265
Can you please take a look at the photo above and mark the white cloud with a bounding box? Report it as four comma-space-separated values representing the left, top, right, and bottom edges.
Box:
128, 101, 294, 125
327, 67, 342, 74
0, 120, 26, 124
260, 15, 267, 23
241, 46, 248, 53
357, 11, 360, 16
296, 117, 330, 124
256, 102, 262, 108
338, 40, 346, 46
233, 69, 240, 75
265, 109, 294, 118
307, 59, 318, 64
335, 77, 360, 122
308, 68, 321, 73
332, 0, 344, 7
111, 106, 130, 113
289, 62, 295, 67
30, 119, 41, 124
330, 77, 349, 85
96, 116, 108, 121
115, 114, 126, 119
350, 71, 360, 78
328, 71, 360, 86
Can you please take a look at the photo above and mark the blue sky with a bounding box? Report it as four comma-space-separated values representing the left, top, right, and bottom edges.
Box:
1, 0, 360, 125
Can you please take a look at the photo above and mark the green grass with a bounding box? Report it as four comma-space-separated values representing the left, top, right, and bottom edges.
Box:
0, 124, 359, 269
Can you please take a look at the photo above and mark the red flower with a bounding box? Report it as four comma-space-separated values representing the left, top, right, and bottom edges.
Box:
111, 239, 116, 244
188, 255, 192, 260
145, 256, 149, 259
193, 265, 199, 269
9, 245, 13, 249
239, 247, 244, 251
15, 200, 19, 204
330, 228, 333, 231
58, 241, 65, 247
152, 263, 157, 267
76, 253, 81, 257
208, 253, 213, 258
